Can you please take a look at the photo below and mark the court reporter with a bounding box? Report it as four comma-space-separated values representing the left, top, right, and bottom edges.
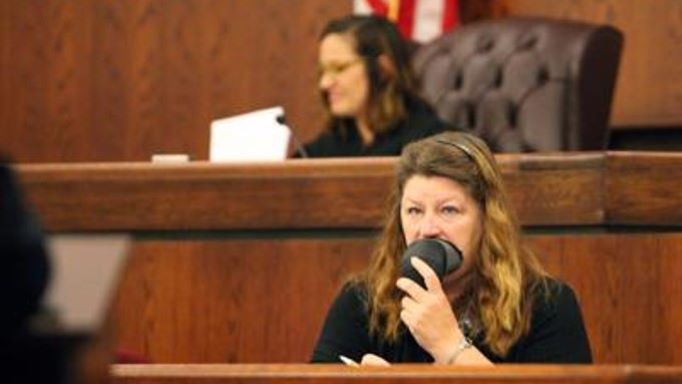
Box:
301, 15, 449, 157
311, 132, 592, 365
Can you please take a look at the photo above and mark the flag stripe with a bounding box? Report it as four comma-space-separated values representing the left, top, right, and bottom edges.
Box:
365, 0, 388, 15
397, 0, 416, 40
442, 0, 459, 31
354, 0, 459, 43
413, 0, 445, 43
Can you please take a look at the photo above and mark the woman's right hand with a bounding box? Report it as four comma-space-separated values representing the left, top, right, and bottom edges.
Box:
396, 257, 463, 363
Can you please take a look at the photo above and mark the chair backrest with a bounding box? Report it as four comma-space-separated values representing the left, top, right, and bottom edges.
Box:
413, 17, 623, 152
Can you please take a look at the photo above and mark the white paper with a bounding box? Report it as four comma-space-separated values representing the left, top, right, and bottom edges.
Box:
210, 106, 291, 162
151, 153, 190, 163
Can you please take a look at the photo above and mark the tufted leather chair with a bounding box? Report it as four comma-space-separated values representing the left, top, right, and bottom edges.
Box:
413, 17, 623, 152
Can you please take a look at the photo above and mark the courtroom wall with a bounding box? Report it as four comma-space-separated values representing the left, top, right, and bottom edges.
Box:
0, 0, 349, 162
2, 0, 680, 162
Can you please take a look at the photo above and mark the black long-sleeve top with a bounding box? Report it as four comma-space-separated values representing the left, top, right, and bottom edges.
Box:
311, 278, 592, 364
302, 98, 449, 158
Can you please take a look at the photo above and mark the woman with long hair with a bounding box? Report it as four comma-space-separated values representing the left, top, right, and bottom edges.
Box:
311, 131, 591, 364
302, 15, 449, 157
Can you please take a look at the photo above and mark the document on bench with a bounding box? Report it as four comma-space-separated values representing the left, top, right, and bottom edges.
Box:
210, 106, 291, 162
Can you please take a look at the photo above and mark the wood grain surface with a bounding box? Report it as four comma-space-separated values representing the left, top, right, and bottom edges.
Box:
110, 364, 682, 384
107, 233, 682, 364
14, 153, 611, 231
1, 1, 680, 161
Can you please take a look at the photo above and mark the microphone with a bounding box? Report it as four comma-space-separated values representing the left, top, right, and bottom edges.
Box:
400, 239, 462, 289
276, 114, 309, 158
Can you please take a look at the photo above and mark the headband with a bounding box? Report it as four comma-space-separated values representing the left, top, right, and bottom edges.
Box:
435, 139, 476, 160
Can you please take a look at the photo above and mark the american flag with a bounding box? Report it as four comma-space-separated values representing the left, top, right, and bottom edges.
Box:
354, 0, 460, 43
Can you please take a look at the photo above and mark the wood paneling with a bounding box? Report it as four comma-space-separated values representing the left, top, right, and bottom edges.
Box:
605, 152, 682, 225
530, 234, 682, 365
110, 239, 373, 363
0, 0, 350, 162
111, 364, 682, 384
18, 151, 681, 231
1, 1, 680, 161
17, 158, 395, 231
499, 153, 604, 226
491, 0, 682, 128
14, 153, 606, 231
110, 234, 682, 364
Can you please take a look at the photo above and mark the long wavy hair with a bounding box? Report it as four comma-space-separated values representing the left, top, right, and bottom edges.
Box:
319, 15, 421, 136
356, 131, 548, 357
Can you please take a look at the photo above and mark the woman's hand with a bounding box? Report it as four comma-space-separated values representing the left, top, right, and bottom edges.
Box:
360, 353, 391, 366
396, 257, 464, 364
339, 354, 390, 366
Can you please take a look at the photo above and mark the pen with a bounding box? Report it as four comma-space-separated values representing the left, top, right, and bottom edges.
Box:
339, 355, 360, 367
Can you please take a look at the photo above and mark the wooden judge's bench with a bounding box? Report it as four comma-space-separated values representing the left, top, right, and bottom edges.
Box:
15, 151, 682, 383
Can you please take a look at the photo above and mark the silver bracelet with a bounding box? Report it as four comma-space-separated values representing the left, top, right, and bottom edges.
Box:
446, 335, 472, 364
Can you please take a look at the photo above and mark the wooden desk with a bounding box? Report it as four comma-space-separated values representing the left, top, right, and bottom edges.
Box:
111, 364, 682, 384
14, 152, 682, 364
